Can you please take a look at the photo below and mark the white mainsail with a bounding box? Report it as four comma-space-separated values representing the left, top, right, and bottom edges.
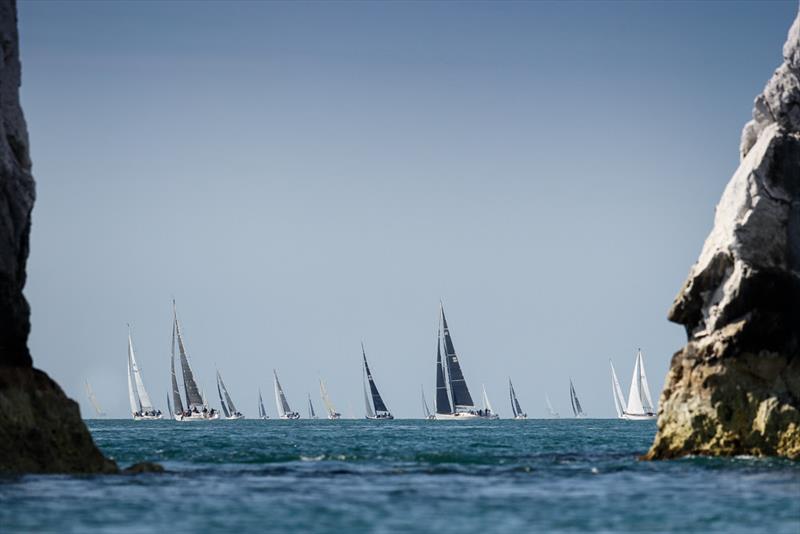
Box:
545, 394, 559, 418
127, 354, 138, 416
610, 360, 626, 417
625, 354, 645, 415
481, 384, 494, 413
128, 331, 154, 412
85, 380, 105, 417
363, 368, 375, 418
273, 370, 290, 418
320, 379, 338, 418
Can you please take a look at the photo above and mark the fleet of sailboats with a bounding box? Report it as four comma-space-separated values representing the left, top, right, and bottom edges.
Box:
610, 349, 657, 420
362, 343, 393, 419
320, 378, 341, 419
115, 301, 662, 421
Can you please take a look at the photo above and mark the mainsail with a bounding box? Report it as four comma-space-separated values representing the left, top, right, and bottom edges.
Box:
128, 330, 154, 412
362, 343, 389, 415
174, 302, 204, 409
217, 373, 230, 418
569, 379, 585, 417
258, 389, 267, 418
626, 349, 655, 415
481, 384, 494, 413
273, 370, 292, 417
217, 370, 238, 415
170, 317, 184, 415
363, 367, 375, 418
441, 306, 475, 410
435, 330, 452, 414
610, 360, 626, 417
308, 394, 317, 419
509, 379, 523, 417
85, 380, 105, 417
127, 352, 138, 415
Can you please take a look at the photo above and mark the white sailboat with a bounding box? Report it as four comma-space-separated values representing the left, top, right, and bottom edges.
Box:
85, 380, 106, 418
569, 378, 586, 418
362, 343, 394, 419
433, 304, 494, 420
545, 394, 560, 418
216, 370, 244, 420
421, 385, 435, 420
273, 370, 300, 419
481, 384, 500, 419
611, 349, 657, 420
320, 378, 341, 419
127, 328, 162, 420
258, 389, 269, 419
170, 301, 219, 421
509, 379, 527, 419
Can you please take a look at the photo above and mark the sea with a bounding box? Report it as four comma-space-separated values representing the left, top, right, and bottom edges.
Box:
1, 419, 798, 533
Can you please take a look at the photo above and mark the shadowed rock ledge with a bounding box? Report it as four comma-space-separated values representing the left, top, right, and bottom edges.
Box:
0, 0, 116, 473
646, 12, 800, 460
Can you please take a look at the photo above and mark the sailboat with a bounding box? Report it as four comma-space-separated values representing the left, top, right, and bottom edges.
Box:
307, 394, 318, 419
421, 385, 435, 420
569, 378, 586, 418
509, 379, 527, 419
257, 389, 269, 419
84, 380, 106, 418
545, 394, 560, 418
273, 370, 300, 419
170, 301, 219, 421
127, 327, 162, 420
611, 349, 657, 420
433, 304, 493, 420
166, 392, 173, 419
319, 378, 341, 419
362, 343, 394, 420
481, 384, 500, 419
216, 370, 244, 419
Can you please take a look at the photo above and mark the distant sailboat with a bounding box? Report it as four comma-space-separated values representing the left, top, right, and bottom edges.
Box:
421, 385, 435, 420
433, 304, 493, 420
319, 378, 341, 419
170, 301, 219, 421
481, 384, 500, 419
216, 370, 244, 420
127, 327, 162, 420
84, 380, 106, 418
611, 349, 657, 420
362, 343, 393, 420
273, 370, 299, 419
569, 378, 586, 418
166, 391, 173, 419
509, 379, 527, 419
258, 389, 269, 419
307, 394, 318, 419
545, 394, 560, 418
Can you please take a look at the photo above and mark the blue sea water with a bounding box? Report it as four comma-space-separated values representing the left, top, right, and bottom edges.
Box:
1, 419, 798, 533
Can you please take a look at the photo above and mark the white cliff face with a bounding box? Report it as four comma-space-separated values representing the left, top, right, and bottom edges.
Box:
648, 11, 800, 460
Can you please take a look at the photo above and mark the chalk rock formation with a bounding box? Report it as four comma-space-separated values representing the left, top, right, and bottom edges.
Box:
0, 0, 116, 473
647, 13, 800, 459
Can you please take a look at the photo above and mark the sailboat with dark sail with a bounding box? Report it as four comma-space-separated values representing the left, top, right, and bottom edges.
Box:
569, 378, 587, 418
170, 301, 219, 421
273, 370, 300, 419
610, 349, 656, 420
509, 379, 527, 419
216, 370, 244, 419
127, 328, 162, 420
433, 304, 494, 420
307, 394, 318, 419
320, 378, 341, 419
258, 389, 269, 419
362, 343, 393, 419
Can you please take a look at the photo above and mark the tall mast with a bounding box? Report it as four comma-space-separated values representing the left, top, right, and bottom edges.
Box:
440, 304, 475, 410
173, 301, 204, 409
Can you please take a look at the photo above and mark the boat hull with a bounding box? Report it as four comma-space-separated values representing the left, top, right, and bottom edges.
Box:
620, 412, 656, 421
434, 412, 497, 420
279, 413, 300, 420
133, 414, 163, 420
174, 412, 220, 421
513, 414, 528, 420
365, 414, 394, 420
225, 414, 245, 420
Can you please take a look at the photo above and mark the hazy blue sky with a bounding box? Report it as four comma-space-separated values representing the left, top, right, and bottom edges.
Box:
17, 1, 798, 418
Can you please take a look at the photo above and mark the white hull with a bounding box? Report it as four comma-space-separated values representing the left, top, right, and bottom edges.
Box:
365, 414, 394, 420
133, 414, 163, 420
279, 413, 300, 420
225, 414, 245, 420
434, 411, 498, 420
513, 414, 528, 420
327, 414, 341, 420
174, 412, 220, 421
620, 412, 656, 421
425, 415, 435, 420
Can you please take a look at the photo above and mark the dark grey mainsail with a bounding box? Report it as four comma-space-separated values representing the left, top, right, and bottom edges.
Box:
509, 379, 523, 416
308, 394, 316, 418
569, 379, 585, 417
217, 376, 230, 418
435, 331, 452, 414
258, 389, 267, 418
441, 306, 475, 409
273, 370, 292, 416
217, 371, 238, 414
167, 391, 173, 419
174, 303, 203, 409
170, 319, 185, 415
362, 343, 389, 414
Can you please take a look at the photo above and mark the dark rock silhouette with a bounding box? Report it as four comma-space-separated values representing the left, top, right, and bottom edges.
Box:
647, 12, 800, 459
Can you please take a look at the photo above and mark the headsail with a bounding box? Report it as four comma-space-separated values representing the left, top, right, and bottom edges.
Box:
273, 370, 292, 417
174, 302, 204, 409
259, 389, 267, 418
610, 360, 626, 417
128, 330, 154, 412
217, 370, 238, 414
216, 373, 230, 418
422, 385, 432, 418
509, 379, 523, 417
170, 318, 185, 415
167, 391, 173, 419
435, 330, 452, 414
362, 343, 389, 414
569, 378, 585, 417
637, 350, 655, 413
625, 354, 645, 415
363, 366, 375, 418
481, 384, 494, 413
441, 305, 475, 410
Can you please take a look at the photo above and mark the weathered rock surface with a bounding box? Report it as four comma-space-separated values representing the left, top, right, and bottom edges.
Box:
0, 0, 117, 473
647, 12, 800, 460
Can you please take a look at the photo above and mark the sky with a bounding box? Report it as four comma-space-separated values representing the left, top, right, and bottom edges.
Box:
17, 1, 798, 419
